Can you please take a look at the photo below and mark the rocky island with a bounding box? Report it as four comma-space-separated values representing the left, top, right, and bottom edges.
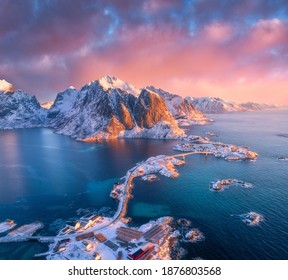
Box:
210, 179, 253, 191
173, 135, 258, 161
240, 212, 264, 226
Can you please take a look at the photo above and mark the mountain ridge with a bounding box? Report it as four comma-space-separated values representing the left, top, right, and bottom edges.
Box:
186, 96, 277, 114
0, 76, 280, 141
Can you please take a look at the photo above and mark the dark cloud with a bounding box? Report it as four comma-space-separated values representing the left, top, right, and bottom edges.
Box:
0, 0, 287, 103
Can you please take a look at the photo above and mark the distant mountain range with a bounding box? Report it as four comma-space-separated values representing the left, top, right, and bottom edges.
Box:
0, 76, 279, 141
146, 86, 212, 126
186, 96, 277, 114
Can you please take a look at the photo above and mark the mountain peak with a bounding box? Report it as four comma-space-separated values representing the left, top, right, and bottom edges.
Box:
98, 75, 141, 96
0, 79, 14, 93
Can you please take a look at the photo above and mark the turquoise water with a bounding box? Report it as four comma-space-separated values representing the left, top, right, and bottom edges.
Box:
0, 109, 287, 259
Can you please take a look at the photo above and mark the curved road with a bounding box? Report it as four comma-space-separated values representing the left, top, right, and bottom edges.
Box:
0, 152, 213, 244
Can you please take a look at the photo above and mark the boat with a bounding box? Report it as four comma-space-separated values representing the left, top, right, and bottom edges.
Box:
0, 219, 16, 234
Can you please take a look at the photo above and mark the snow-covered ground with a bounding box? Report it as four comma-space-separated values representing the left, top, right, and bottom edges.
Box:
174, 135, 258, 161
210, 179, 253, 191
47, 216, 174, 260
111, 155, 185, 200
45, 155, 188, 260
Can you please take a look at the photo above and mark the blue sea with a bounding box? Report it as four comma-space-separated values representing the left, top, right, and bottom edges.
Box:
0, 109, 287, 259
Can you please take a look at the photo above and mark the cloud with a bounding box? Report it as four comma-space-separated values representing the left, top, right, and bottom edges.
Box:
203, 21, 233, 42
142, 0, 178, 13
0, 0, 287, 104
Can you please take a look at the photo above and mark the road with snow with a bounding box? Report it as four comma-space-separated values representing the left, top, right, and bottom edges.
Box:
0, 152, 213, 244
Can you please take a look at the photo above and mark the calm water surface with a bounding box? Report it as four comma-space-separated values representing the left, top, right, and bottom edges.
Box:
0, 109, 287, 259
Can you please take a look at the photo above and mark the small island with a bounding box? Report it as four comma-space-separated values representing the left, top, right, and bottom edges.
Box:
174, 135, 258, 161
210, 179, 253, 191
185, 229, 205, 243
240, 212, 264, 226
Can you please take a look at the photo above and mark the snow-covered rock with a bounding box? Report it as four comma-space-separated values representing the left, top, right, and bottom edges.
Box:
41, 101, 54, 110
0, 79, 14, 93
186, 96, 245, 113
47, 87, 78, 127
48, 77, 185, 141
173, 135, 258, 161
0, 90, 47, 129
186, 96, 277, 114
98, 76, 140, 96
146, 86, 212, 125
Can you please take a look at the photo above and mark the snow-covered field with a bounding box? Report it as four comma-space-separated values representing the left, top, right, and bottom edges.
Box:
174, 135, 258, 161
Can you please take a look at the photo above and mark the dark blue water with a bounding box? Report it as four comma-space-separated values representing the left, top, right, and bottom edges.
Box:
0, 109, 287, 259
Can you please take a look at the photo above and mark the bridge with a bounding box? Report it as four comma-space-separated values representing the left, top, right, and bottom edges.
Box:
172, 151, 213, 158
0, 151, 213, 245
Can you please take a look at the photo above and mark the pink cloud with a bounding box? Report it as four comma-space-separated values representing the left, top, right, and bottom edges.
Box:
65, 21, 288, 105
203, 21, 233, 42
1, 1, 287, 106
239, 19, 288, 55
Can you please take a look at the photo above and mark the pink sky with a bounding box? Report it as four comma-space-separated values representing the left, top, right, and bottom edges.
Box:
67, 20, 288, 105
0, 1, 287, 105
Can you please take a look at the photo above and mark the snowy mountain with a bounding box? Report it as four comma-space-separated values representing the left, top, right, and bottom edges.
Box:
146, 86, 212, 126
41, 101, 54, 109
48, 76, 185, 141
0, 76, 279, 139
0, 90, 47, 129
0, 79, 14, 93
186, 96, 277, 114
98, 76, 140, 96
47, 87, 78, 127
186, 97, 245, 113
240, 102, 278, 111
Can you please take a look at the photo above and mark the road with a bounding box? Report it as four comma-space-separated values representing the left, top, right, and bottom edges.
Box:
0, 151, 213, 244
